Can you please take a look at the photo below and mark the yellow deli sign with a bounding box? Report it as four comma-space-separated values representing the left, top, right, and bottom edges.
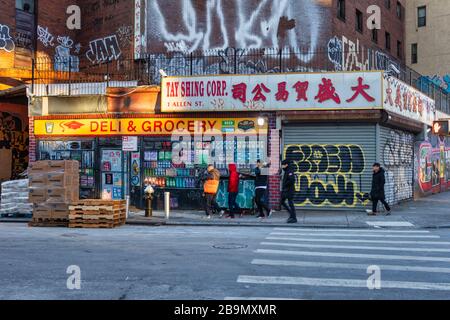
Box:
34, 118, 267, 136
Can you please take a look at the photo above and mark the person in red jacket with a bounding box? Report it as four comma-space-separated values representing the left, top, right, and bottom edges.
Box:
227, 163, 240, 218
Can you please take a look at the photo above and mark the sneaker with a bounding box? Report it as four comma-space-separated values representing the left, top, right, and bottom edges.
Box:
287, 218, 298, 224
205, 215, 211, 220
219, 210, 225, 218
385, 211, 392, 216
268, 210, 274, 218
366, 209, 376, 216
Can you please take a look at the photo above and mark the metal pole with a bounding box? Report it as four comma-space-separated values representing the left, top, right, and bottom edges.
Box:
31, 58, 35, 95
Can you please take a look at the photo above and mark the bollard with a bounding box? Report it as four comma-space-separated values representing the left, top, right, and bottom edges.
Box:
164, 192, 170, 220
125, 195, 130, 219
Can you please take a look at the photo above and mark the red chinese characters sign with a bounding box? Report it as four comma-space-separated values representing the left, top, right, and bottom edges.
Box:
162, 71, 383, 112
383, 74, 436, 125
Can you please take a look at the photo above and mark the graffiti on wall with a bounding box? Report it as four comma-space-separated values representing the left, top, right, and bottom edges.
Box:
86, 35, 122, 64
55, 36, 80, 72
419, 75, 450, 94
37, 26, 80, 72
116, 25, 133, 47
147, 0, 325, 58
284, 144, 370, 208
382, 130, 414, 205
0, 112, 28, 179
327, 35, 400, 73
416, 137, 450, 195
0, 24, 15, 52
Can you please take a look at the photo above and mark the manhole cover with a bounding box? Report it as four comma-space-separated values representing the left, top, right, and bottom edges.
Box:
213, 243, 248, 250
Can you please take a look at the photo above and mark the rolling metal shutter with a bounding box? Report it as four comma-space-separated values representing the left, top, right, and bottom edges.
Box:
283, 123, 376, 211
379, 126, 414, 205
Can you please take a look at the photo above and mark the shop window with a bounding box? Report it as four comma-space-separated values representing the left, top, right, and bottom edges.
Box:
38, 140, 96, 199
418, 6, 426, 27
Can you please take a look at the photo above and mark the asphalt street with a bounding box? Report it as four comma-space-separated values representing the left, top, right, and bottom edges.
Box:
1, 223, 450, 300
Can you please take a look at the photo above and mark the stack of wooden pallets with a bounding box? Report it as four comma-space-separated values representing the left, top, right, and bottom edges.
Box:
68, 200, 126, 229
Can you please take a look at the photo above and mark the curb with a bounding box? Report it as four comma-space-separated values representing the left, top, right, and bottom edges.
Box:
3, 218, 450, 230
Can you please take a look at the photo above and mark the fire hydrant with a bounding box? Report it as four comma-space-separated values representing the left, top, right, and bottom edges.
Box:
144, 184, 154, 217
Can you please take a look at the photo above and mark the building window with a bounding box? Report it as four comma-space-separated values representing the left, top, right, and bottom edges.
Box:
15, 0, 35, 13
337, 0, 346, 21
356, 9, 363, 33
397, 40, 402, 58
385, 32, 391, 51
385, 0, 391, 9
372, 29, 378, 43
411, 43, 418, 64
396, 2, 402, 19
418, 6, 427, 27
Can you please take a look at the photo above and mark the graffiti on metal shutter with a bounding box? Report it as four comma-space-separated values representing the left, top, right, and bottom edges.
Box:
284, 144, 370, 207
382, 130, 414, 204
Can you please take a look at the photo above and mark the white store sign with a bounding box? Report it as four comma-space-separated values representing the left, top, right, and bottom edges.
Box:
162, 71, 383, 112
383, 74, 437, 126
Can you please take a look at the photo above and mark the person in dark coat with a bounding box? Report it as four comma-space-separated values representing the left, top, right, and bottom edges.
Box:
280, 160, 297, 223
368, 163, 391, 216
254, 160, 273, 219
227, 163, 240, 218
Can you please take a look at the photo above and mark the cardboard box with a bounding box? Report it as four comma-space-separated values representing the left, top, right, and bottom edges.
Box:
47, 188, 78, 203
29, 161, 80, 174
29, 188, 48, 203
47, 173, 78, 187
29, 174, 49, 187
33, 203, 69, 219
33, 206, 52, 219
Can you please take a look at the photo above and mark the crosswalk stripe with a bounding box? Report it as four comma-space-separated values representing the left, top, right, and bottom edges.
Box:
224, 297, 301, 300
270, 232, 440, 239
274, 228, 430, 234
252, 259, 450, 274
237, 275, 450, 291
266, 236, 450, 246
260, 241, 450, 253
256, 249, 450, 263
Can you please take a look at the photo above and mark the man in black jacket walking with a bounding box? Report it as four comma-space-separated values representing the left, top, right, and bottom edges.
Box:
368, 163, 391, 216
254, 160, 273, 219
280, 160, 297, 223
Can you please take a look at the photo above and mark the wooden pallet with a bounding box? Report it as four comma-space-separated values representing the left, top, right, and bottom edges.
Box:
69, 223, 116, 229
29, 221, 69, 228
67, 199, 126, 229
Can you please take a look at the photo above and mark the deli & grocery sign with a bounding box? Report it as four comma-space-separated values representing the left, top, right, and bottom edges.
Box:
34, 118, 267, 136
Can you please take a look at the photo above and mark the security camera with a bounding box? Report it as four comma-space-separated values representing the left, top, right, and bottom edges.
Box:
159, 69, 168, 77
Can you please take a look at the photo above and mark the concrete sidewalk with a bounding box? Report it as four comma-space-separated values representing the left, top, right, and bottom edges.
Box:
126, 191, 450, 229
1, 192, 449, 228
